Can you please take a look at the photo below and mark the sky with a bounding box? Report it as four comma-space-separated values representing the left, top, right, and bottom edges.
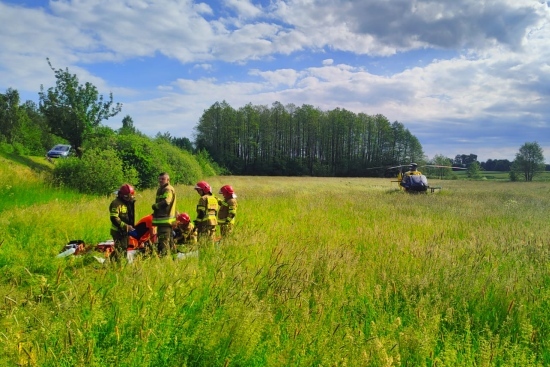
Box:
1, 0, 549, 163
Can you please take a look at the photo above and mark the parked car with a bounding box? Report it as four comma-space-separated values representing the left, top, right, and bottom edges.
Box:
46, 144, 72, 158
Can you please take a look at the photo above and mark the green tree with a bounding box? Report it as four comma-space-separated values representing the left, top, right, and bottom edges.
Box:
0, 88, 22, 144
510, 142, 545, 182
427, 154, 453, 179
171, 136, 194, 152
467, 161, 482, 179
118, 115, 137, 135
39, 59, 122, 158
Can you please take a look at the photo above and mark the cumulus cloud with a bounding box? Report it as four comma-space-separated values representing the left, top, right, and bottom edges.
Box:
1, 0, 550, 161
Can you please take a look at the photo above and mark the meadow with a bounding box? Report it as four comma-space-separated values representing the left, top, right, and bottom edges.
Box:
2, 156, 550, 366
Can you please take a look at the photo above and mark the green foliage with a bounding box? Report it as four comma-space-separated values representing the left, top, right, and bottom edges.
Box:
11, 142, 29, 155
0, 88, 22, 144
171, 136, 194, 152
114, 134, 208, 189
51, 147, 138, 195
195, 101, 424, 176
0, 89, 54, 155
511, 141, 545, 182
427, 154, 454, 179
153, 139, 204, 185
467, 161, 482, 179
0, 140, 14, 154
195, 149, 225, 176
118, 114, 137, 135
38, 59, 122, 157
115, 134, 165, 189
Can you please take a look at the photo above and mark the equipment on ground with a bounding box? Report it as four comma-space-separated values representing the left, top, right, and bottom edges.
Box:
56, 240, 88, 258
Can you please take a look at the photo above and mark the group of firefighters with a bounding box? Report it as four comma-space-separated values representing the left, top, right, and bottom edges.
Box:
109, 172, 237, 260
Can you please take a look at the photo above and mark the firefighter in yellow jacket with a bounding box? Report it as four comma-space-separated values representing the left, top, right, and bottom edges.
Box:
173, 212, 197, 245
109, 184, 136, 261
193, 181, 219, 241
152, 172, 176, 255
217, 185, 237, 237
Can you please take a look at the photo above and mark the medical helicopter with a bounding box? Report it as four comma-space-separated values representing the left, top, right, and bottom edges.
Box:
367, 162, 467, 193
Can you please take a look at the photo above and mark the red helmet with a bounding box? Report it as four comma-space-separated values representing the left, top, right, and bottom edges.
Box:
118, 184, 135, 200
194, 181, 211, 193
177, 212, 190, 224
219, 185, 235, 196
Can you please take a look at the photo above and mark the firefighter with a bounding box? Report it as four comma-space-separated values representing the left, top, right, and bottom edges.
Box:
173, 212, 197, 246
193, 181, 219, 241
109, 183, 136, 261
217, 185, 238, 237
152, 172, 176, 256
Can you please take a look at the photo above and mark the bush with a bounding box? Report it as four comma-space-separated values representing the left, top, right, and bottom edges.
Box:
155, 140, 204, 185
195, 149, 226, 176
116, 134, 162, 189
51, 147, 138, 195
12, 142, 29, 156
0, 141, 14, 154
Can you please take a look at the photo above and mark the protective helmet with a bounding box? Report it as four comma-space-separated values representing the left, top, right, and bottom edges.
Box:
410, 162, 418, 168
194, 181, 211, 193
118, 184, 135, 200
219, 185, 235, 196
177, 212, 191, 224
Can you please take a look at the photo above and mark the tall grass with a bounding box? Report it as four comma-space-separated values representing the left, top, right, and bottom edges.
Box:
2, 164, 550, 366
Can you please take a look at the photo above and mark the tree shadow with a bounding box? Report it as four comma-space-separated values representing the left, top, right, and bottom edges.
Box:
0, 151, 55, 174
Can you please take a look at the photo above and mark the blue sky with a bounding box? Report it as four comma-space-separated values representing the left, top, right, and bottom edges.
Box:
1, 0, 549, 162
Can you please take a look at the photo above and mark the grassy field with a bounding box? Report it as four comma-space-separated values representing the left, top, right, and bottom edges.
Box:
2, 156, 550, 366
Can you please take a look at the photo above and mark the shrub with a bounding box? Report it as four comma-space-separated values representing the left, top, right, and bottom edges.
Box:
155, 139, 204, 185
195, 149, 226, 176
0, 141, 14, 154
115, 134, 162, 189
51, 147, 138, 195
12, 142, 29, 156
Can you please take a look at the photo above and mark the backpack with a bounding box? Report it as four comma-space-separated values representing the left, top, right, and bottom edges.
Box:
402, 174, 428, 192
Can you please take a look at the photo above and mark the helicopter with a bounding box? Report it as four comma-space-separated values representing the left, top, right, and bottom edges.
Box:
367, 163, 467, 193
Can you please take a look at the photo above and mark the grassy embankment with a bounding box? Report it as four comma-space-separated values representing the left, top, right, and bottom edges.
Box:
2, 155, 550, 366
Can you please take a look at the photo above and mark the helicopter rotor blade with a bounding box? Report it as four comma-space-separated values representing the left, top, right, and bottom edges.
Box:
424, 165, 467, 170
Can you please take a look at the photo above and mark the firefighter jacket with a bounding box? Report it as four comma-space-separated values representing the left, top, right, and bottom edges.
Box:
174, 222, 197, 244
109, 197, 135, 233
195, 194, 219, 226
218, 197, 237, 224
152, 183, 176, 227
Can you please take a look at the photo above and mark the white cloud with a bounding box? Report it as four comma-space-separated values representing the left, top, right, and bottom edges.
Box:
249, 68, 300, 87
1, 0, 550, 162
224, 0, 262, 19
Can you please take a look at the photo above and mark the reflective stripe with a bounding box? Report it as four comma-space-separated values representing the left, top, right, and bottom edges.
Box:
152, 217, 176, 225
196, 215, 216, 223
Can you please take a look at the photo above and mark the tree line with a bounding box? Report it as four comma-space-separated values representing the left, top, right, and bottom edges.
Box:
0, 60, 546, 183
194, 101, 424, 176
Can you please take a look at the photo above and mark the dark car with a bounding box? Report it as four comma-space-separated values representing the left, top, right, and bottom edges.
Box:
47, 144, 71, 158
